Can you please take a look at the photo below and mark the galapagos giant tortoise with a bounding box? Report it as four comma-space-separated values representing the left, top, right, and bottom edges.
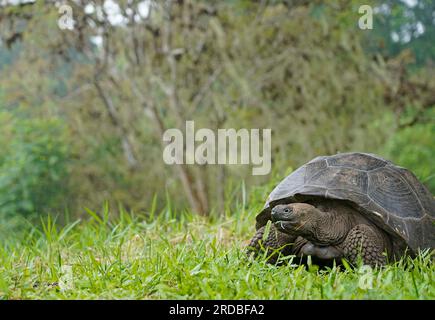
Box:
248, 152, 435, 266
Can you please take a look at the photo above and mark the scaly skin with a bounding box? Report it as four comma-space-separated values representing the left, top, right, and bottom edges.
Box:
339, 224, 388, 266
246, 225, 295, 263
247, 225, 339, 267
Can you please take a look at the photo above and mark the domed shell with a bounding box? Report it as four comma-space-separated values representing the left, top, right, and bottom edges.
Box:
256, 152, 435, 254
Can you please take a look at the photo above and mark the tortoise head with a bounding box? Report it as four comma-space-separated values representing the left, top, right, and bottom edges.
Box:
271, 203, 321, 238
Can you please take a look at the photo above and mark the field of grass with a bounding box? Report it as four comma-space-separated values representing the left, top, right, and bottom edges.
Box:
0, 200, 434, 300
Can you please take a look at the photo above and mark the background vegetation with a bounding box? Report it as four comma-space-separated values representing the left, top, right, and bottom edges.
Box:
0, 0, 434, 219
0, 0, 433, 299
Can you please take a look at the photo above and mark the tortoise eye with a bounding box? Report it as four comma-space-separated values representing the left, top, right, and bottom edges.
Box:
283, 208, 290, 213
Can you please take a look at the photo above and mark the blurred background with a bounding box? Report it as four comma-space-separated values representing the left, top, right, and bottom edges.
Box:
0, 0, 433, 230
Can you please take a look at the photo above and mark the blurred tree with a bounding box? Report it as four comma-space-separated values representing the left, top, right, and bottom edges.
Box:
368, 0, 435, 68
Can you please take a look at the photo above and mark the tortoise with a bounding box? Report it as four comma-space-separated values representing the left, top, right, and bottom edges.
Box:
247, 152, 435, 266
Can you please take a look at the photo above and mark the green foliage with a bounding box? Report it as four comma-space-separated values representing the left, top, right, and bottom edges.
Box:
0, 112, 70, 217
385, 108, 435, 192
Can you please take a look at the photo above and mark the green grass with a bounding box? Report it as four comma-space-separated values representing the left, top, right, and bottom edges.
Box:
0, 203, 434, 300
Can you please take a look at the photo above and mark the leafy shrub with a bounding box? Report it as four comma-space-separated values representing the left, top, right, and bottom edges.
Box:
0, 112, 69, 217
385, 108, 435, 193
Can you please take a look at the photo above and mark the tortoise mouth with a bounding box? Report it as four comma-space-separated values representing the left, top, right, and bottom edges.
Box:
274, 220, 298, 232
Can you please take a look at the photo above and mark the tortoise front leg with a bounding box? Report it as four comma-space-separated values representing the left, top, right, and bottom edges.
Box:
340, 224, 389, 267
247, 224, 296, 263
